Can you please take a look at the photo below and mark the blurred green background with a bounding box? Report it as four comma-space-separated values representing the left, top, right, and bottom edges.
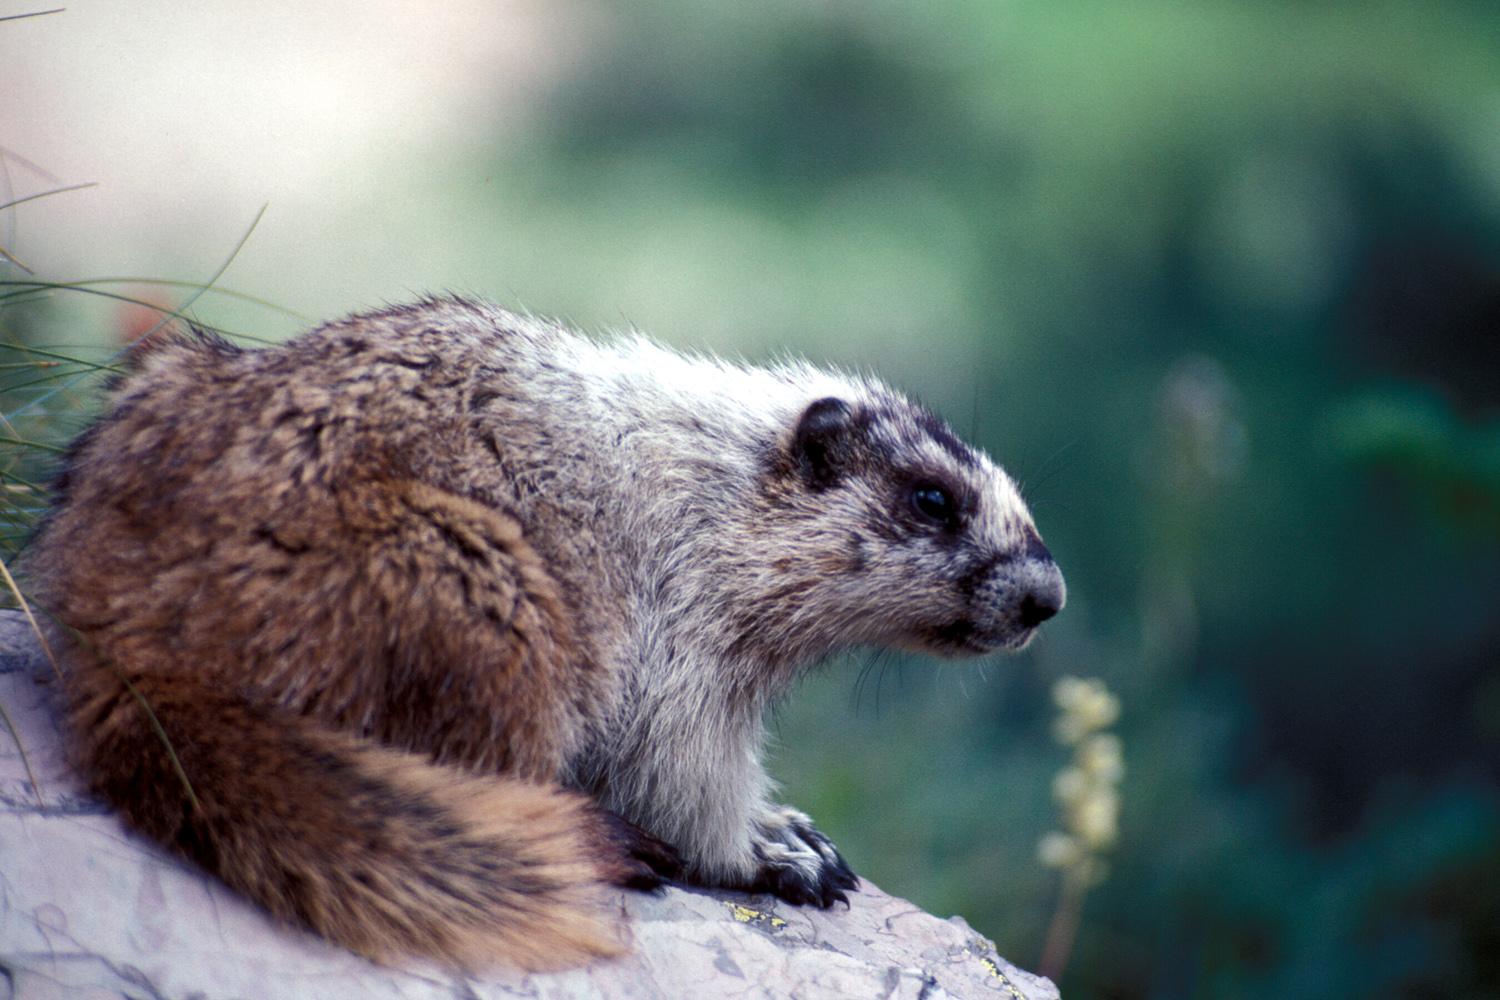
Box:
4, 1, 1500, 996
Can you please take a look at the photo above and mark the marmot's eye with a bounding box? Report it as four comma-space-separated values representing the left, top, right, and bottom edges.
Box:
911, 485, 956, 525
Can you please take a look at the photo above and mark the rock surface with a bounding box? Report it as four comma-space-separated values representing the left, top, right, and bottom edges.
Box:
0, 610, 1057, 1000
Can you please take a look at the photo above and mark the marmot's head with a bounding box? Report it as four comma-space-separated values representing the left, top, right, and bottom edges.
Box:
738, 392, 1064, 666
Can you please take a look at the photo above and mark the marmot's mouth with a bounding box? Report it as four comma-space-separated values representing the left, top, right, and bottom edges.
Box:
921, 616, 1044, 657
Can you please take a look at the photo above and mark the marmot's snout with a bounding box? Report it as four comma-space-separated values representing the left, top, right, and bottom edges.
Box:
1017, 558, 1066, 629
963, 535, 1066, 653
1017, 535, 1066, 630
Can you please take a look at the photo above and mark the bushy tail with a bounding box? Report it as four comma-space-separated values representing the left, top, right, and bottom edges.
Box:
69, 671, 668, 971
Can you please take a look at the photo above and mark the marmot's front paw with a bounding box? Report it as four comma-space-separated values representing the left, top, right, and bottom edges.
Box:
742, 806, 858, 907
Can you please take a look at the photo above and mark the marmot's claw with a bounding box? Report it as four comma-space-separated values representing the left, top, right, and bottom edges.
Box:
742, 807, 859, 908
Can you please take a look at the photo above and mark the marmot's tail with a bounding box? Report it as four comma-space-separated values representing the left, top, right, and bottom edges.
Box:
68, 671, 672, 971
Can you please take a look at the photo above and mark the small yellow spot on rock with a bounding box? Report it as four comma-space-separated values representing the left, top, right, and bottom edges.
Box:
727, 903, 760, 923
966, 944, 1024, 998
722, 901, 787, 929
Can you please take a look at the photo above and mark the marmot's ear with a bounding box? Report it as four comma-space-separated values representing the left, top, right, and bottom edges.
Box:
794, 397, 855, 488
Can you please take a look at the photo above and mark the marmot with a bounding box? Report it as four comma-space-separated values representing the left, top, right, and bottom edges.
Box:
24, 297, 1065, 971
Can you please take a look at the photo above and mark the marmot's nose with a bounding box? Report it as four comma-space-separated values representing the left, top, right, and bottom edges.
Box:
1019, 590, 1061, 628
1017, 537, 1066, 629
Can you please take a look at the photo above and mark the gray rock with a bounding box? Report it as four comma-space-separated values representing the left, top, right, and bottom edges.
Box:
0, 610, 1057, 1000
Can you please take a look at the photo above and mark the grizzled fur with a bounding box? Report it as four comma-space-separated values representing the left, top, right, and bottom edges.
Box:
24, 297, 1064, 971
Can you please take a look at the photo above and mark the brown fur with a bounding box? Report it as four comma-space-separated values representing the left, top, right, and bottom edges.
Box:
28, 323, 664, 969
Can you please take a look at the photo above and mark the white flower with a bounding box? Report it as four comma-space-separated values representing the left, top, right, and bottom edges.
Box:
1037, 832, 1082, 869
1051, 677, 1120, 744
1072, 787, 1120, 850
1079, 733, 1125, 784
1041, 676, 1123, 890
